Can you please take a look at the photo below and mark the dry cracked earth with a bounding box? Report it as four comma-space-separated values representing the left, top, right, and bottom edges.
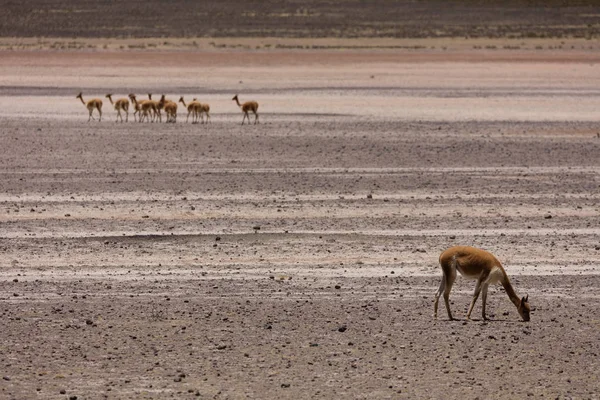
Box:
1, 48, 600, 399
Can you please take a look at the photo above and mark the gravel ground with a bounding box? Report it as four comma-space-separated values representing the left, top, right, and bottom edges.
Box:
1, 48, 600, 399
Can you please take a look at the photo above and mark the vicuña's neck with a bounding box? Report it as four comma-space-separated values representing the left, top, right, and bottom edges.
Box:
107, 96, 114, 105
234, 97, 241, 107
502, 279, 521, 308
78, 97, 86, 105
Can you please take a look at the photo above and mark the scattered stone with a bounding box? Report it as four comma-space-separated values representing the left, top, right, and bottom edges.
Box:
2, 376, 10, 381
281, 383, 290, 388
544, 214, 552, 219
338, 325, 347, 332
216, 344, 227, 350
366, 194, 373, 199
334, 285, 341, 289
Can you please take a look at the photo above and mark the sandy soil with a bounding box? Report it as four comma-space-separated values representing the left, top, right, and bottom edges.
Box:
1, 47, 600, 399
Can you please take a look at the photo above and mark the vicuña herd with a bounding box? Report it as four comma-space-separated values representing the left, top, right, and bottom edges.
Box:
76, 93, 258, 125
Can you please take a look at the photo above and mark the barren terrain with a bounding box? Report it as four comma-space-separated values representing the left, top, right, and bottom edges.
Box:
1, 45, 600, 399
3, 0, 600, 39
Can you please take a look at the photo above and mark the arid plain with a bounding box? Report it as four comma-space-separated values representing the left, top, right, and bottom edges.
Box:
1, 42, 600, 399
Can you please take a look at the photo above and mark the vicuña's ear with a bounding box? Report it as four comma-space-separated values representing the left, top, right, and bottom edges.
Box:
525, 294, 529, 302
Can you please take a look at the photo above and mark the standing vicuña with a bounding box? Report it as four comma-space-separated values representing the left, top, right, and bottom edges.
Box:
129, 94, 156, 123
192, 98, 211, 124
76, 92, 102, 122
105, 94, 130, 123
232, 94, 259, 125
178, 96, 202, 124
434, 246, 530, 321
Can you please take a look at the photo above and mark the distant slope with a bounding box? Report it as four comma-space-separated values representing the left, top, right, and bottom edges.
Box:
2, 0, 599, 38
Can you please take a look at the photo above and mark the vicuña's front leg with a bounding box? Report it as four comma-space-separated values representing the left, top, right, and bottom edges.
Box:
481, 284, 489, 320
466, 279, 482, 320
466, 272, 488, 320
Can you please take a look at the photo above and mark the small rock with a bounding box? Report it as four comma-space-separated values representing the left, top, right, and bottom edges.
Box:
85, 319, 93, 325
2, 376, 10, 381
544, 215, 552, 219
281, 383, 290, 388
367, 194, 373, 199
215, 236, 221, 241
216, 344, 227, 350
334, 285, 341, 289
338, 325, 347, 333
449, 235, 456, 239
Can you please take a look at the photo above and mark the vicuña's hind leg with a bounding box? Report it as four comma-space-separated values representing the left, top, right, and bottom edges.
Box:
443, 267, 456, 320
434, 278, 445, 318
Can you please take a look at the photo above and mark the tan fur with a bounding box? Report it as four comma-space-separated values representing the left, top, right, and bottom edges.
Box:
105, 94, 130, 123
434, 246, 530, 321
147, 94, 162, 123
232, 94, 259, 125
129, 94, 156, 123
192, 98, 211, 124
164, 101, 178, 123
158, 95, 177, 123
76, 92, 103, 122
178, 96, 203, 124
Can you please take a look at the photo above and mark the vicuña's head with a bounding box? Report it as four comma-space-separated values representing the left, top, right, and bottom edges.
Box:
105, 94, 113, 98
76, 92, 83, 99
518, 295, 530, 321
232, 94, 238, 101
148, 94, 153, 99
128, 93, 136, 99
178, 96, 185, 103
